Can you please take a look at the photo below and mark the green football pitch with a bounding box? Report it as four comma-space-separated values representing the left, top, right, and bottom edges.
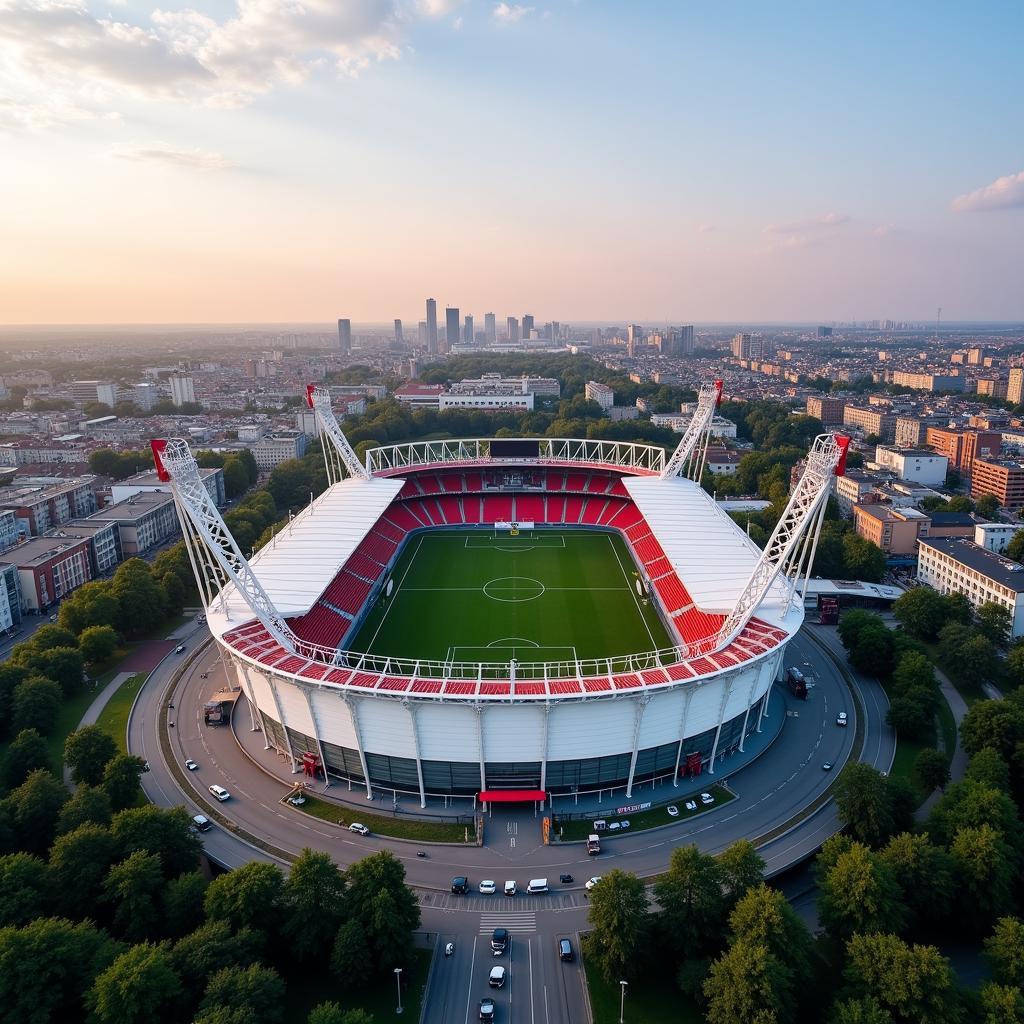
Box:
348, 529, 673, 665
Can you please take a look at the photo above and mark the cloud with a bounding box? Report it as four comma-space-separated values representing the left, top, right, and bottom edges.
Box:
417, 0, 462, 14
951, 170, 1024, 213
696, 223, 716, 234
0, 0, 407, 118
872, 223, 895, 237
112, 143, 237, 170
493, 2, 533, 24
763, 211, 850, 234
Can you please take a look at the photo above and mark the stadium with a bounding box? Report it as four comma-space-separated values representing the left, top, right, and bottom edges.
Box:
154, 384, 848, 807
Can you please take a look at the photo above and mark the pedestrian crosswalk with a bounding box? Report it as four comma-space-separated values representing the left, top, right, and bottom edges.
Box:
479, 912, 536, 934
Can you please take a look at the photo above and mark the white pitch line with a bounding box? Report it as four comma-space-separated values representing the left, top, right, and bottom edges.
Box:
363, 534, 424, 651
605, 534, 659, 650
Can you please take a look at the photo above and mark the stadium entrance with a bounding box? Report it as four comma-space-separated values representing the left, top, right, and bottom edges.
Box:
478, 789, 548, 811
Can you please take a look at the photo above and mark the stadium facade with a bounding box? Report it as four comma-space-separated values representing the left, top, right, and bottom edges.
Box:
156, 385, 848, 805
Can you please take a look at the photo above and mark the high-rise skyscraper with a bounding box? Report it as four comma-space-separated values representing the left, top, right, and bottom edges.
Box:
393, 319, 403, 345
445, 306, 459, 352
463, 315, 474, 344
522, 314, 534, 339
484, 312, 496, 345
627, 324, 643, 346
425, 298, 438, 354
169, 373, 196, 407
418, 321, 428, 347
507, 316, 520, 344
731, 332, 759, 359
679, 325, 695, 355
1008, 368, 1024, 405
337, 318, 351, 355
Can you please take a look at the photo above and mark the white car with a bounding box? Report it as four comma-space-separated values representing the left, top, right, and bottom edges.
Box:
349, 822, 370, 835
479, 880, 496, 895
667, 805, 679, 817
504, 880, 517, 896
585, 876, 602, 891
286, 794, 306, 806
208, 784, 230, 802
685, 799, 698, 811
488, 965, 507, 989
608, 821, 620, 831
700, 792, 714, 805
184, 758, 199, 771
836, 712, 848, 727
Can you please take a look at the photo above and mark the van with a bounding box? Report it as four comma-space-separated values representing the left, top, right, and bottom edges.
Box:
208, 784, 230, 802
191, 814, 211, 832
527, 878, 548, 894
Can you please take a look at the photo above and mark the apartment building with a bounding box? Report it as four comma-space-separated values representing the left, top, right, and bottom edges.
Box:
970, 458, 1024, 508
88, 491, 180, 556
873, 447, 948, 487
853, 504, 931, 556
890, 372, 966, 392
842, 406, 895, 441
585, 381, 615, 411
111, 466, 225, 507
0, 563, 22, 632
917, 538, 1024, 638
805, 396, 846, 425
974, 522, 1024, 554
0, 479, 98, 536
835, 470, 881, 516
925, 428, 1001, 477
250, 432, 309, 472
10, 534, 93, 611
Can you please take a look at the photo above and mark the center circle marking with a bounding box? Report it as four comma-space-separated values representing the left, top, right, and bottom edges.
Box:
482, 577, 546, 603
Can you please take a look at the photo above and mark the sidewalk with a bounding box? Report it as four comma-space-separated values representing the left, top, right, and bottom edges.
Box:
62, 671, 136, 788
915, 663, 970, 820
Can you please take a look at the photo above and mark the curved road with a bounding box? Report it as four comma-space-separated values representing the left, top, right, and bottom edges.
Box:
129, 623, 894, 1024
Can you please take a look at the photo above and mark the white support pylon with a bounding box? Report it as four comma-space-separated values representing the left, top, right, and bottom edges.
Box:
713, 433, 850, 651
151, 438, 298, 651
660, 380, 723, 480
306, 384, 369, 483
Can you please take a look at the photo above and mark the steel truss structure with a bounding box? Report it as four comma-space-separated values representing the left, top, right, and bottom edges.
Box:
660, 379, 723, 480
305, 385, 368, 483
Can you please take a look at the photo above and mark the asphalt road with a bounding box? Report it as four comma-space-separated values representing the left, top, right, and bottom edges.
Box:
128, 623, 895, 1024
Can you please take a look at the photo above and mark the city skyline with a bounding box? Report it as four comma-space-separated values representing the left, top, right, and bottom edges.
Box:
1, 2, 1022, 323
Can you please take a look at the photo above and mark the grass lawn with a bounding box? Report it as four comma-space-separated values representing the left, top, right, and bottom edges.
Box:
292, 794, 475, 844
555, 784, 734, 841
282, 946, 431, 1021
583, 939, 702, 1024
95, 673, 148, 752
349, 529, 671, 667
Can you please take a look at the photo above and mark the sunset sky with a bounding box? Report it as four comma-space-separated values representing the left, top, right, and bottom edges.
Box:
1, 0, 1022, 323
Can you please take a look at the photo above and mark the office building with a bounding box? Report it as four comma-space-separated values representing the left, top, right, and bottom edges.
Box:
393, 319, 403, 346
111, 466, 225, 507
970, 459, 1024, 508
806, 396, 846, 425
627, 324, 643, 346
676, 325, 695, 356
918, 538, 1024, 638
463, 315, 474, 344
1008, 368, 1024, 406
731, 333, 761, 359
445, 306, 459, 353
132, 382, 160, 411
169, 374, 196, 407
69, 380, 115, 404
585, 381, 615, 411
522, 314, 534, 339
425, 298, 438, 354
967, 347, 985, 365
507, 317, 520, 344
817, 326, 833, 338
834, 470, 880, 516
926, 428, 1000, 477
61, 520, 123, 576
393, 383, 447, 408
337, 318, 351, 356
484, 313, 496, 345
417, 321, 428, 347
449, 374, 560, 397
439, 393, 533, 411
873, 447, 948, 487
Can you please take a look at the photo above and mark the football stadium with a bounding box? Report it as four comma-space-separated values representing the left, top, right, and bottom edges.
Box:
154, 383, 849, 806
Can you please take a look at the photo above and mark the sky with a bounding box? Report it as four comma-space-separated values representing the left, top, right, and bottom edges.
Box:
0, 0, 1022, 324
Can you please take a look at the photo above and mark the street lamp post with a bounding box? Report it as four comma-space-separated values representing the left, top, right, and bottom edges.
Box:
619, 979, 628, 1024
395, 967, 403, 1015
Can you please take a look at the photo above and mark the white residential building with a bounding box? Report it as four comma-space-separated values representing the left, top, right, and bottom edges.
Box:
251, 433, 308, 471
585, 381, 615, 411
974, 523, 1024, 554
873, 446, 948, 487
169, 374, 196, 407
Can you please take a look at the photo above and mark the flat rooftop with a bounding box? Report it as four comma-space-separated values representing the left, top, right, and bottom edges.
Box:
90, 491, 175, 521
920, 537, 1024, 592
6, 534, 90, 566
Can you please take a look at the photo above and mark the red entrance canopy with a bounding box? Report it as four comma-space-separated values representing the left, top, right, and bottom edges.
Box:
478, 790, 547, 803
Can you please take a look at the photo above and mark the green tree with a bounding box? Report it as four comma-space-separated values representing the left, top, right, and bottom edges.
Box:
887, 697, 934, 742
21, 624, 77, 653
966, 746, 1012, 792
57, 784, 114, 834
830, 995, 895, 1023
943, 629, 1001, 690
23, 647, 85, 697
1, 728, 50, 790
204, 861, 284, 933
838, 609, 887, 653
949, 824, 1015, 930
90, 941, 183, 1024
103, 754, 147, 811
977, 601, 1013, 647
0, 852, 50, 927
1008, 530, 1024, 564
703, 938, 794, 1024
0, 664, 29, 741
834, 762, 897, 847
58, 581, 122, 635
109, 559, 167, 637
0, 916, 121, 1024
158, 572, 186, 616
914, 748, 950, 794
344, 851, 420, 974
79, 625, 120, 665
65, 725, 119, 786
728, 883, 813, 987
926, 777, 1023, 851
330, 918, 372, 990
308, 1003, 374, 1024
947, 495, 975, 513
891, 652, 936, 695
893, 588, 954, 640
2, 768, 68, 855
222, 458, 250, 499
985, 916, 1024, 987
11, 676, 62, 735
103, 850, 165, 941
171, 921, 260, 1000
281, 848, 347, 963
50, 823, 118, 918
111, 805, 201, 878
1007, 643, 1024, 689
199, 964, 285, 1024
818, 842, 906, 939
586, 868, 648, 983
163, 871, 209, 938
848, 623, 896, 677
960, 696, 1024, 761
653, 844, 725, 958
878, 832, 954, 929
842, 532, 886, 583
980, 983, 1024, 1024
975, 493, 1001, 520
717, 839, 766, 909
843, 932, 963, 1024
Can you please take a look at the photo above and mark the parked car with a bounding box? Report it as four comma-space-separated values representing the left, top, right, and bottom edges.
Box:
184, 758, 199, 771
667, 805, 679, 817
479, 880, 496, 894
685, 799, 698, 811
349, 822, 370, 835
585, 876, 602, 891
208, 784, 230, 802
451, 876, 469, 895
700, 792, 714, 805
559, 873, 574, 884
504, 880, 517, 897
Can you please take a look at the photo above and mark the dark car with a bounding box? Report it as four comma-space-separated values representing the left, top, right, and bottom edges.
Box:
491, 927, 509, 954
558, 938, 574, 962
559, 873, 574, 884
479, 996, 495, 1022
451, 876, 469, 894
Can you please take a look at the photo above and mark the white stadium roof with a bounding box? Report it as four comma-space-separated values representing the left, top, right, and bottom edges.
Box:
215, 477, 403, 622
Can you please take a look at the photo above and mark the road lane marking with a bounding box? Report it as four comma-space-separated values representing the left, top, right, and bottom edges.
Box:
529, 937, 534, 1024
463, 935, 477, 1024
